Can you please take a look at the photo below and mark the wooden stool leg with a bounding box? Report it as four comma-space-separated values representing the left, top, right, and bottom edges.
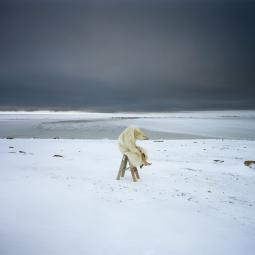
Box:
116, 155, 127, 180
121, 156, 128, 177
121, 168, 126, 177
116, 155, 140, 182
134, 168, 140, 179
130, 166, 137, 182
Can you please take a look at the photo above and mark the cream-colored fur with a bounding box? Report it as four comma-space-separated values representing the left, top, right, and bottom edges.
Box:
118, 126, 150, 167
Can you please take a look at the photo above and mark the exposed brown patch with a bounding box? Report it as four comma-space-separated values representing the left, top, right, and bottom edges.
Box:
244, 160, 255, 167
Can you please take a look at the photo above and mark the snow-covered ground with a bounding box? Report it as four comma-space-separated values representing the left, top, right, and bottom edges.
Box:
1, 138, 255, 255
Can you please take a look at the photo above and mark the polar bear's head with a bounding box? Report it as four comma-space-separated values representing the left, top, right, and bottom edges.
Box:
133, 126, 149, 140
120, 126, 149, 145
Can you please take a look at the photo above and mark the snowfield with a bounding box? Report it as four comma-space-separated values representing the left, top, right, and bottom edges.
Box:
0, 138, 255, 255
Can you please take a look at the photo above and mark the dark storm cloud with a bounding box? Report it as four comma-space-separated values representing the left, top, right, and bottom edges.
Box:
0, 0, 254, 111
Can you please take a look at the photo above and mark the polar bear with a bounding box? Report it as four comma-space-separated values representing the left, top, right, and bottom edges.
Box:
118, 126, 151, 168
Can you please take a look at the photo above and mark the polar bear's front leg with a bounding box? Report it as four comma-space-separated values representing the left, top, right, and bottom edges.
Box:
137, 146, 151, 167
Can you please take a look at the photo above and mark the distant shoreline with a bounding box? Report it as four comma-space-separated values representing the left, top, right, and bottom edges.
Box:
0, 110, 255, 140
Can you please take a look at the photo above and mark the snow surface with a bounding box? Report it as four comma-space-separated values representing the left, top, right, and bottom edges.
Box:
1, 138, 255, 255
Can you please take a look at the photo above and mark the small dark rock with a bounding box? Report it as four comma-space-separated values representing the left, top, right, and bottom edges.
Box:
6, 137, 14, 139
53, 154, 64, 158
9, 146, 14, 149
214, 160, 224, 163
19, 150, 26, 154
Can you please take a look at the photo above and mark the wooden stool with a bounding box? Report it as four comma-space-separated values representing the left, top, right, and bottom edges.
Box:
116, 155, 140, 182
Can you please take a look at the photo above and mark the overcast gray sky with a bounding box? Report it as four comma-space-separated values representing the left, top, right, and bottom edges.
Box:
0, 0, 254, 111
